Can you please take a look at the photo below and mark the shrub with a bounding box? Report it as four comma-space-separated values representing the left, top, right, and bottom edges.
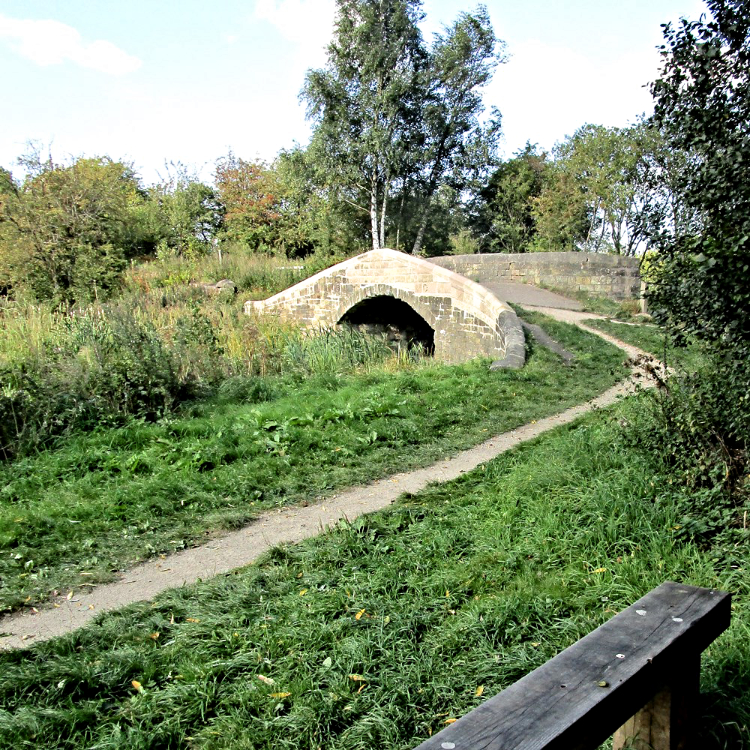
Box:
629, 351, 749, 556
634, 4, 750, 526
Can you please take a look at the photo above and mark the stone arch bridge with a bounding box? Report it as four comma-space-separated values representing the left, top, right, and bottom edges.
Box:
246, 248, 526, 369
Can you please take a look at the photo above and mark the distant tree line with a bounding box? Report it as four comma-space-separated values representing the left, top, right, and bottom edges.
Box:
0, 147, 370, 305
0, 0, 720, 308
471, 121, 679, 256
0, 119, 678, 305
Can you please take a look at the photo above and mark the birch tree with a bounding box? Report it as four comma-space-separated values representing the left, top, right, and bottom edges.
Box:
302, 0, 502, 253
302, 0, 425, 251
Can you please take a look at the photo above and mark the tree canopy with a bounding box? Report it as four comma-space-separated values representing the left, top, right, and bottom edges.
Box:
0, 153, 149, 303
302, 0, 503, 254
646, 0, 750, 357
471, 143, 548, 253
531, 123, 664, 255
148, 164, 223, 259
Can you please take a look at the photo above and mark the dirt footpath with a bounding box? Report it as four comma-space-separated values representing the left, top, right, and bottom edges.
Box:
0, 307, 652, 650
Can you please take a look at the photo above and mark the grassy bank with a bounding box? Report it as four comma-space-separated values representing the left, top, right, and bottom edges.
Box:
539, 286, 642, 319
0, 315, 626, 612
585, 318, 668, 358
585, 318, 707, 373
0, 251, 347, 462
0, 397, 747, 749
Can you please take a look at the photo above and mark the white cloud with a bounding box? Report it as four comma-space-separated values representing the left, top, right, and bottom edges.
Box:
488, 38, 661, 156
0, 14, 141, 75
253, 0, 335, 66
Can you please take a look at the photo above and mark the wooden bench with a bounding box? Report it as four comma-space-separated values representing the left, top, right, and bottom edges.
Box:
414, 582, 731, 750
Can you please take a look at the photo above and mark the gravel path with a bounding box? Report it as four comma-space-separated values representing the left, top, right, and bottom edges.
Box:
479, 281, 584, 310
0, 306, 653, 650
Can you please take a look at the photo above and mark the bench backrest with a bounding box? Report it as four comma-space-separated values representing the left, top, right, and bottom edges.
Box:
414, 581, 730, 750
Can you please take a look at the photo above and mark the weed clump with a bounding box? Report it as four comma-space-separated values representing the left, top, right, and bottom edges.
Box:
281, 326, 395, 378
628, 358, 749, 557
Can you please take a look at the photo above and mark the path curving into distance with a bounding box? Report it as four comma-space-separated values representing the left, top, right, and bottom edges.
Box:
0, 307, 656, 650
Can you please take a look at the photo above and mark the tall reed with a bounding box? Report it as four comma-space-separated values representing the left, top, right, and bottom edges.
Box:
0, 290, 416, 459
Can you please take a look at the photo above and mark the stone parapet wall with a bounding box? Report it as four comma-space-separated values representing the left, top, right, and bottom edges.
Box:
247, 248, 525, 368
429, 252, 641, 301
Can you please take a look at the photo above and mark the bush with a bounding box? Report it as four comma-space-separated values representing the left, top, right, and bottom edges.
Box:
0, 156, 151, 304
629, 351, 749, 552
635, 4, 750, 531
650, 361, 747, 490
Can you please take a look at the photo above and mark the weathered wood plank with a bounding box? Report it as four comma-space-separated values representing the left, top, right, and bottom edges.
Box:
612, 652, 700, 750
414, 582, 730, 750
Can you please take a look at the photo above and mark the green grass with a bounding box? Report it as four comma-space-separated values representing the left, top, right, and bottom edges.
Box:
0, 397, 747, 749
0, 316, 626, 612
585, 318, 706, 373
536, 284, 643, 319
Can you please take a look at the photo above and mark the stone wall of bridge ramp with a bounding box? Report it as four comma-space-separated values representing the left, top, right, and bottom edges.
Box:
430, 251, 641, 301
246, 248, 525, 368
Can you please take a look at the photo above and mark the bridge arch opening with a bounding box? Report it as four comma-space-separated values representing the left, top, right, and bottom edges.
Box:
338, 295, 435, 355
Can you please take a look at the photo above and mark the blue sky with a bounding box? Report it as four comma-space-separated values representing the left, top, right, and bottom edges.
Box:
0, 0, 705, 184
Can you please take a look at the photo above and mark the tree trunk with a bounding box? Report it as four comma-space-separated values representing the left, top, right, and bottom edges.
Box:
379, 180, 389, 248
411, 198, 431, 255
395, 188, 406, 251
613, 218, 623, 254
370, 176, 381, 250
594, 214, 607, 252
586, 198, 600, 246
410, 125, 451, 254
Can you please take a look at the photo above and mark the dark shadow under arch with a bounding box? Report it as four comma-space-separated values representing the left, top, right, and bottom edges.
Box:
337, 295, 435, 355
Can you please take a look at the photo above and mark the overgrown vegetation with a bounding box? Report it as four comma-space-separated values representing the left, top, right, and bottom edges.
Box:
586, 317, 748, 523
0, 312, 626, 611
589, 314, 748, 517
641, 0, 750, 519
0, 401, 746, 749
0, 252, 353, 461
